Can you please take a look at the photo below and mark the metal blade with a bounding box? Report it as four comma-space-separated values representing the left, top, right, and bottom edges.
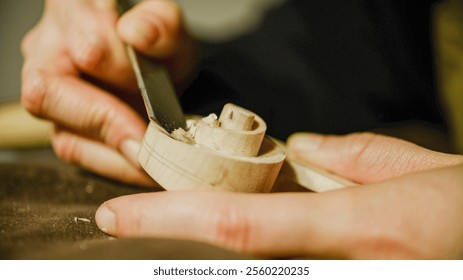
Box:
119, 0, 186, 133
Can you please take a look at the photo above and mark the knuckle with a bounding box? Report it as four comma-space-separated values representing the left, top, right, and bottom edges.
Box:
211, 203, 251, 253
51, 130, 81, 163
83, 101, 116, 144
20, 30, 35, 56
81, 98, 130, 149
345, 132, 379, 164
21, 21, 45, 56
21, 70, 47, 117
344, 132, 404, 180
72, 35, 106, 71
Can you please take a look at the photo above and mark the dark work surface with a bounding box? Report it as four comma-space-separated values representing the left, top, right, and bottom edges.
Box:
0, 148, 248, 259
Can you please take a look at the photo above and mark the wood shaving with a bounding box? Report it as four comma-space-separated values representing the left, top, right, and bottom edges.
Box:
202, 113, 220, 127
170, 113, 220, 144
171, 127, 195, 144
74, 217, 91, 223
85, 184, 94, 194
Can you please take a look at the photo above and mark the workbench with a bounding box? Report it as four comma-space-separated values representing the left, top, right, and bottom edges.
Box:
0, 147, 247, 259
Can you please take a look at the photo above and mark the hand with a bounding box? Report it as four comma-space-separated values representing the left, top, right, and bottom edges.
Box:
95, 132, 463, 259
21, 0, 199, 186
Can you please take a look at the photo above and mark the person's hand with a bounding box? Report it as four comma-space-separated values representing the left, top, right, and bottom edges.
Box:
21, 0, 199, 186
95, 132, 463, 259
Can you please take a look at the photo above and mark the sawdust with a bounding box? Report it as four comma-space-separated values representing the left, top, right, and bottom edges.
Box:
171, 128, 195, 144
202, 113, 220, 127
170, 114, 220, 144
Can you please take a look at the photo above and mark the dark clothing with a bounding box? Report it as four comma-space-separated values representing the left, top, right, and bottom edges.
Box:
181, 0, 444, 140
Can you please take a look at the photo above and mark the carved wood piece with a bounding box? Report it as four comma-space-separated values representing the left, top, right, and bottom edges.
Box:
139, 103, 285, 192
139, 103, 355, 193
193, 104, 266, 157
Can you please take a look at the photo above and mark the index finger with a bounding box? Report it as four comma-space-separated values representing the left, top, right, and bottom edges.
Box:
95, 191, 354, 258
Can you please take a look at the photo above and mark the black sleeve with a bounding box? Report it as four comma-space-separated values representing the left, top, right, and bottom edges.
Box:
180, 0, 445, 140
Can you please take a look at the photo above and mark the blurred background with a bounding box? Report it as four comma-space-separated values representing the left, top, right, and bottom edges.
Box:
0, 0, 286, 103
0, 0, 43, 103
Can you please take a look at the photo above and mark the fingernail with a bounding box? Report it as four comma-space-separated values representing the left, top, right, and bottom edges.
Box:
287, 133, 323, 155
95, 204, 116, 234
120, 139, 142, 167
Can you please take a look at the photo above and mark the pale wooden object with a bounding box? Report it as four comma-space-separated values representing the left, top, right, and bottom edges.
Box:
193, 104, 266, 157
139, 104, 285, 192
267, 137, 357, 192
0, 102, 51, 148
139, 103, 355, 192
275, 158, 357, 192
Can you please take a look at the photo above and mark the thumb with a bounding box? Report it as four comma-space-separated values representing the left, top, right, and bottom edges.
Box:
117, 0, 186, 58
287, 132, 463, 184
117, 0, 199, 84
